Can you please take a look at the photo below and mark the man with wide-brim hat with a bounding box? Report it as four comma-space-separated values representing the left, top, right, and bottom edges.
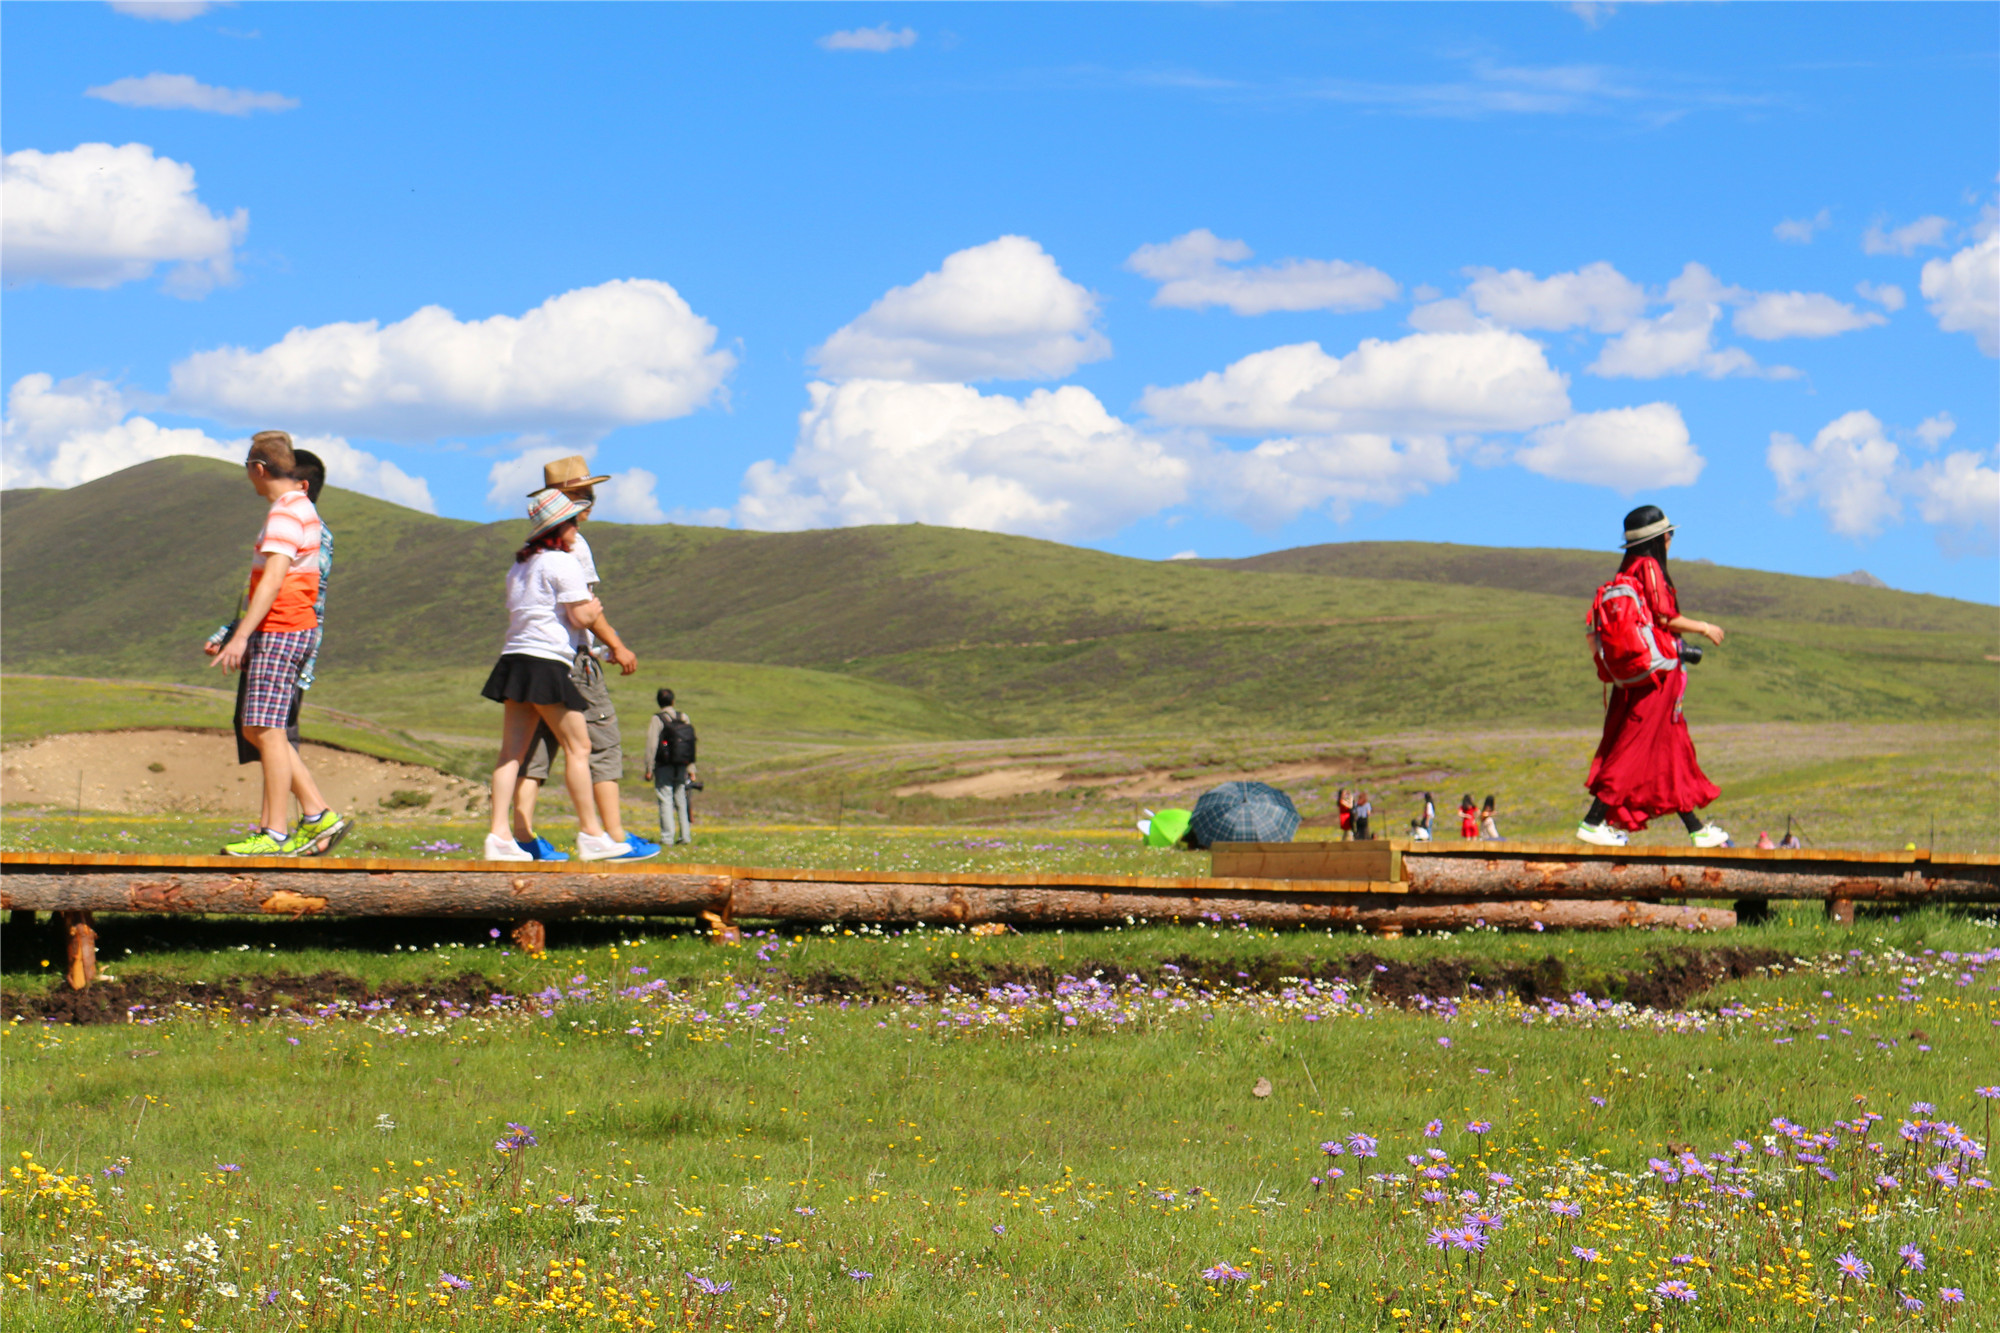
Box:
510, 455, 658, 861
529, 456, 611, 497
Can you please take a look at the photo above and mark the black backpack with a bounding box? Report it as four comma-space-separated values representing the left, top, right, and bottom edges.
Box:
655, 712, 697, 767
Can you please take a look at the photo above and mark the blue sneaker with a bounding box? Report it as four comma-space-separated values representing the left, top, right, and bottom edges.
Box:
517, 835, 569, 862
610, 835, 661, 861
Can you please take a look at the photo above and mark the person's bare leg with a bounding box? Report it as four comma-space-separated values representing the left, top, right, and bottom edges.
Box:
287, 743, 331, 817
243, 725, 295, 833
489, 703, 541, 842
533, 705, 605, 838
511, 776, 543, 843
593, 781, 627, 842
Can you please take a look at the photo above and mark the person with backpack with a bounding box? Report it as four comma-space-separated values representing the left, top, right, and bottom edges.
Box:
1578, 505, 1729, 848
644, 687, 698, 845
1351, 791, 1372, 840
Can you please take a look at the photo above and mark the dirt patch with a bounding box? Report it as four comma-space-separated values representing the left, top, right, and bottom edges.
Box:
0, 970, 503, 1025
0, 729, 482, 817
892, 761, 1352, 801
794, 945, 1786, 1011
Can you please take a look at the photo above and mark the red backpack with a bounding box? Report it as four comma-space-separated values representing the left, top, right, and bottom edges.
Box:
1586, 572, 1679, 687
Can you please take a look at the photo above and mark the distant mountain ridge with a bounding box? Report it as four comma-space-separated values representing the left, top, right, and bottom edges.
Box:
3, 457, 1994, 734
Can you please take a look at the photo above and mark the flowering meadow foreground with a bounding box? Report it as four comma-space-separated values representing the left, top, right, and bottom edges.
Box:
3, 911, 1998, 1331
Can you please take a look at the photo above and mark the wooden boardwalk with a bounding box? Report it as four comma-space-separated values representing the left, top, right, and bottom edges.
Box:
6, 842, 1995, 989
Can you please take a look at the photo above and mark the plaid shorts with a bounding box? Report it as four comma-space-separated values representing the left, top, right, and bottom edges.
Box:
242, 628, 319, 730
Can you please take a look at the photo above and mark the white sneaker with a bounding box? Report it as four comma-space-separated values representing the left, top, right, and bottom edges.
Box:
1689, 824, 1732, 849
482, 832, 533, 862
575, 831, 633, 861
1576, 821, 1629, 847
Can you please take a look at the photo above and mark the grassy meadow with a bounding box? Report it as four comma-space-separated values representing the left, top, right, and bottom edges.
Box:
3, 909, 1998, 1331
5, 458, 1998, 1331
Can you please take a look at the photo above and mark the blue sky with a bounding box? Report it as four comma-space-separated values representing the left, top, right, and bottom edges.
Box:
4, 2, 1996, 602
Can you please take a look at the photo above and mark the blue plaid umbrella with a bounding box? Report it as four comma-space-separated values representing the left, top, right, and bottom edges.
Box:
1188, 781, 1300, 848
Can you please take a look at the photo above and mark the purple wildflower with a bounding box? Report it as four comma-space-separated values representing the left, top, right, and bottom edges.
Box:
215, 1163, 240, 1174
1899, 1292, 1924, 1313
1548, 1200, 1582, 1218
1422, 1119, 1443, 1138
1898, 1243, 1926, 1272
1572, 1246, 1600, 1263
1202, 1262, 1250, 1281
687, 1274, 732, 1296
1834, 1250, 1870, 1280
439, 1273, 471, 1291
1941, 1288, 1965, 1304
1319, 1140, 1345, 1156
992, 1225, 1005, 1235
1346, 1132, 1379, 1158
1466, 1120, 1492, 1135
1425, 1229, 1451, 1250
845, 1268, 872, 1282
1655, 1279, 1697, 1303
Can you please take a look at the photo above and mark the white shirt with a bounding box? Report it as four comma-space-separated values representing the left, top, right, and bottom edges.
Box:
503, 549, 591, 663
568, 531, 607, 656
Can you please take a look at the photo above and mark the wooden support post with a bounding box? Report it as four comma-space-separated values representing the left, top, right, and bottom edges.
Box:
1826, 898, 1855, 926
510, 919, 546, 953
1372, 922, 1405, 939
60, 910, 97, 990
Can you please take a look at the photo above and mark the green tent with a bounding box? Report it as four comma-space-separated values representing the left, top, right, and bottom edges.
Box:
1140, 808, 1193, 848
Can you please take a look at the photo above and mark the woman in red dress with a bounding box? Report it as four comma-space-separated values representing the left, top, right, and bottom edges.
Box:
1578, 506, 1731, 849
1459, 794, 1479, 839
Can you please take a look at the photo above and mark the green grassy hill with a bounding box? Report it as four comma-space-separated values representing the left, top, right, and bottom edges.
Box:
3, 456, 1994, 739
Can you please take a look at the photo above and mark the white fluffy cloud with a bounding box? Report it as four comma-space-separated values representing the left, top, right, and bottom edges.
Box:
818, 24, 917, 52
1911, 448, 2000, 536
1768, 410, 1904, 537
811, 237, 1107, 383
1588, 263, 1786, 379
2, 373, 435, 512
1203, 433, 1457, 528
1732, 290, 1886, 341
1138, 329, 1571, 436
483, 441, 670, 523
1460, 261, 1646, 333
1, 142, 246, 294
1855, 280, 1906, 312
1766, 409, 1998, 547
1774, 209, 1832, 244
1516, 403, 1703, 493
169, 279, 735, 440
86, 73, 297, 115
1920, 229, 1999, 357
109, 1, 217, 20
1125, 229, 1398, 315
1863, 215, 1950, 257
737, 379, 1188, 540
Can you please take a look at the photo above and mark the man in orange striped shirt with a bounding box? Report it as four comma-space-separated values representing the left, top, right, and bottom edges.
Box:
206, 431, 349, 857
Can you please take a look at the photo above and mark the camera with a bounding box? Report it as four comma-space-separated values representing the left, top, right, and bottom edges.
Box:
1678, 639, 1704, 666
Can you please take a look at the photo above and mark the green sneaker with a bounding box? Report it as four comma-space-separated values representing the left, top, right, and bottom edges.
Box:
221, 829, 286, 857
283, 810, 353, 856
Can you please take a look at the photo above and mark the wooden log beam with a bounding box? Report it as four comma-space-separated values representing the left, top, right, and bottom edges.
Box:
61, 910, 97, 991
1400, 852, 2000, 902
0, 858, 1727, 931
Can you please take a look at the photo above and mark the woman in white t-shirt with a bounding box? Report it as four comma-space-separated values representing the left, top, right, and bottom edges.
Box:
478, 491, 627, 862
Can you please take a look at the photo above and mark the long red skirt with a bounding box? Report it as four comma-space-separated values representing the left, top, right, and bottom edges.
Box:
1585, 669, 1719, 831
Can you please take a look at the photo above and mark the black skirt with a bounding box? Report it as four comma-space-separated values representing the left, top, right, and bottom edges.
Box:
481, 652, 588, 712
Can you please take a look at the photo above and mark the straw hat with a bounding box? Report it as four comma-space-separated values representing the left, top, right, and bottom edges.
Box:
1621, 504, 1676, 548
526, 488, 591, 541
528, 455, 611, 496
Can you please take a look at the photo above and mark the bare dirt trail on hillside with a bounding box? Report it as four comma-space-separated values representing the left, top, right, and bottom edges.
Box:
1, 729, 484, 817
892, 760, 1352, 801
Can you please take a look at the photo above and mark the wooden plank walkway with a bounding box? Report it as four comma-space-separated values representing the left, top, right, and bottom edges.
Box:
7, 841, 1993, 990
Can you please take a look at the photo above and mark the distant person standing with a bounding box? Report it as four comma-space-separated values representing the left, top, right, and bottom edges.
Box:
479, 490, 638, 862
1420, 792, 1437, 837
1755, 830, 1776, 849
1458, 794, 1478, 839
1577, 505, 1729, 848
1336, 788, 1354, 842
509, 457, 658, 862
206, 432, 348, 857
643, 688, 699, 845
1480, 795, 1500, 840
1352, 791, 1372, 840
